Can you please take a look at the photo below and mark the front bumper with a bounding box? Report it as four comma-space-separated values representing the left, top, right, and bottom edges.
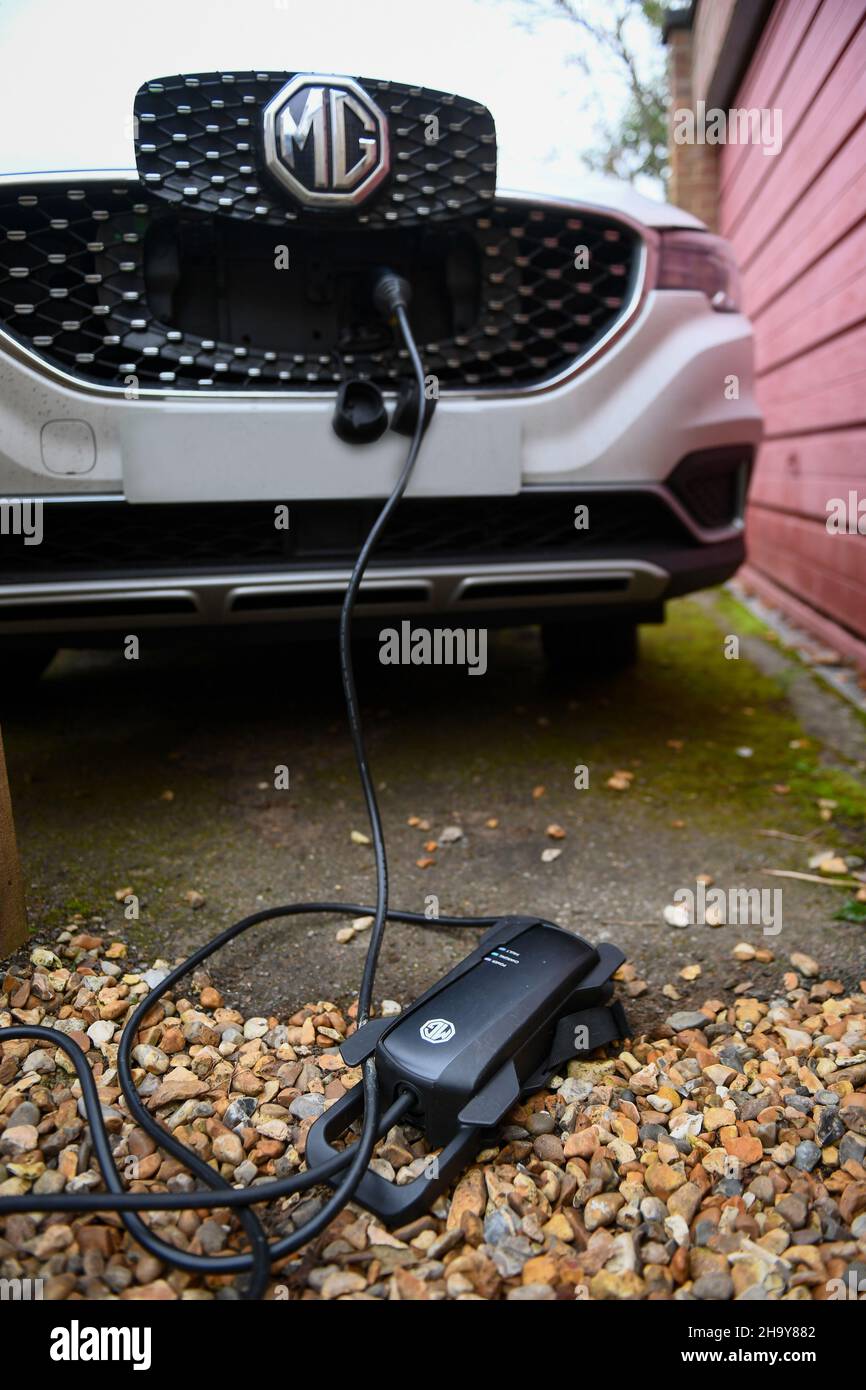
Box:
0, 177, 761, 642
0, 282, 761, 501
0, 485, 745, 640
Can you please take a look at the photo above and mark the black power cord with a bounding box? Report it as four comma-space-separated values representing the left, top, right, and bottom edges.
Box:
0, 274, 504, 1300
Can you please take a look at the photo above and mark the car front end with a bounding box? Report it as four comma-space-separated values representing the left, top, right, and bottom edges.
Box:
0, 71, 761, 663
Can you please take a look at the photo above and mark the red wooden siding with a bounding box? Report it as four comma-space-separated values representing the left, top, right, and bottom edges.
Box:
718, 0, 866, 663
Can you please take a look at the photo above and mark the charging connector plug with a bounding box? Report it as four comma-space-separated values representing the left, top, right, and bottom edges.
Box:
372, 269, 412, 321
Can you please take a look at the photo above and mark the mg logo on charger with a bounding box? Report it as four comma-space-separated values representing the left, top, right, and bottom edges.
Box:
262, 74, 389, 208
420, 1018, 455, 1044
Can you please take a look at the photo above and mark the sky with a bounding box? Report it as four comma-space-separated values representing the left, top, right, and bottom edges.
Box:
0, 0, 665, 199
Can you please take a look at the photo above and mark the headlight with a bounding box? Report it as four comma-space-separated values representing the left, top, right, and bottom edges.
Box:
656, 230, 741, 312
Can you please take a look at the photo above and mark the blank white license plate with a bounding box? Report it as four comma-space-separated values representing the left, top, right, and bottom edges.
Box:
121, 401, 522, 502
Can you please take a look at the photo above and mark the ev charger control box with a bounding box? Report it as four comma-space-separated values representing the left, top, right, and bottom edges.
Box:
307, 916, 627, 1224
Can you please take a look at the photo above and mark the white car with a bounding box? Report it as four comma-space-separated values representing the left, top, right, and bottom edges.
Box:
0, 70, 761, 677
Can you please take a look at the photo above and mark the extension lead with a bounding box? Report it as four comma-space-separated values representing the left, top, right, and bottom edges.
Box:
0, 272, 628, 1299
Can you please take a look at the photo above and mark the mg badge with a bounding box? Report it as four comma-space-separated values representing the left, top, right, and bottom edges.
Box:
419, 1018, 456, 1044
262, 74, 389, 208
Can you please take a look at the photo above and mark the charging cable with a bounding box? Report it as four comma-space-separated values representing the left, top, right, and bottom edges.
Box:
0, 271, 504, 1299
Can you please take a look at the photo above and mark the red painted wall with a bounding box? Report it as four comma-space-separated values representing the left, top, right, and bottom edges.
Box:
718, 0, 866, 664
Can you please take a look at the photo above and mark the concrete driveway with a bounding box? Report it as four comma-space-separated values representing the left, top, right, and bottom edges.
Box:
4, 590, 865, 1024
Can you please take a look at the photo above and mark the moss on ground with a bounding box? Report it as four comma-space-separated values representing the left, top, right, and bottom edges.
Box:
384, 594, 866, 839
8, 589, 866, 952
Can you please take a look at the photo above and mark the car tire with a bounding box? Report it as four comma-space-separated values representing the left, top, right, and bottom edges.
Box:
1, 646, 57, 702
541, 619, 638, 675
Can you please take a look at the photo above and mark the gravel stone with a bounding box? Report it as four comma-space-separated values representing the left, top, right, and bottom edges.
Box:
8, 1102, 40, 1127
223, 1097, 257, 1129
3, 926, 865, 1302
0, 1125, 38, 1156
693, 1272, 734, 1299
794, 1140, 822, 1172
666, 1011, 709, 1032
289, 1093, 326, 1121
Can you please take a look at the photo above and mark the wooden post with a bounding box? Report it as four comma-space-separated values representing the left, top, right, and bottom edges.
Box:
0, 728, 27, 958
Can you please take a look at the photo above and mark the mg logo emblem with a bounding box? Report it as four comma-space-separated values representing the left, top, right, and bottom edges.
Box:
262, 74, 389, 208
419, 1018, 455, 1044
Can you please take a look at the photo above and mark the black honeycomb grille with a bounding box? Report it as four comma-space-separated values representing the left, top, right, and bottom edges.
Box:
0, 493, 694, 582
0, 180, 641, 392
133, 72, 497, 228
668, 447, 752, 530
